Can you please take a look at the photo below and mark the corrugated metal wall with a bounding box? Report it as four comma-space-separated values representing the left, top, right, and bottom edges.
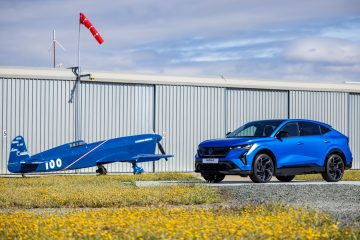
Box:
155, 85, 225, 172
226, 89, 288, 132
289, 91, 348, 134
349, 94, 360, 169
78, 82, 155, 173
0, 78, 75, 174
1, 78, 359, 174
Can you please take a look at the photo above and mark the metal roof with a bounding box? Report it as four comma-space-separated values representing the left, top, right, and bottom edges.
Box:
1, 66, 360, 93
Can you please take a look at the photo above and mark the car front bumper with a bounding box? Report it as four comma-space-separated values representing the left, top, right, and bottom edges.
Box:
194, 160, 252, 176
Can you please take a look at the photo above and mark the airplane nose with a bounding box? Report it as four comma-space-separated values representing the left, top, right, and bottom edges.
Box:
155, 134, 162, 142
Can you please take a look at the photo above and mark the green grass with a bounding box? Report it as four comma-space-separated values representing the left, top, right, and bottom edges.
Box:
0, 174, 219, 208
295, 170, 360, 181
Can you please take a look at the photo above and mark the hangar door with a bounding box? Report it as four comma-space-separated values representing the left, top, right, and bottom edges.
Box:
78, 82, 155, 173
225, 89, 288, 133
349, 94, 360, 169
0, 78, 75, 174
289, 91, 348, 136
155, 85, 225, 172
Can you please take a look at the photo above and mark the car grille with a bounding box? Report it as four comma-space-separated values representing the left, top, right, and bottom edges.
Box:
195, 161, 238, 171
197, 147, 230, 158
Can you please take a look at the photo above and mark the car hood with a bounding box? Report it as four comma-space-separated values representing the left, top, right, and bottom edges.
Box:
199, 137, 268, 147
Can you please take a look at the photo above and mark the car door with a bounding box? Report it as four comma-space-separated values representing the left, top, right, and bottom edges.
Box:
271, 121, 307, 168
298, 121, 328, 166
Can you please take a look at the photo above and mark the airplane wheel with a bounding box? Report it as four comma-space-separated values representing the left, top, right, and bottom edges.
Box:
96, 166, 107, 175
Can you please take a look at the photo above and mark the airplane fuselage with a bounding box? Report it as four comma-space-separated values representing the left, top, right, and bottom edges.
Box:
8, 134, 161, 173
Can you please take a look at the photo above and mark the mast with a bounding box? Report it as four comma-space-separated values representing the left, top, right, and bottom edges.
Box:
49, 29, 65, 68
75, 21, 81, 141
53, 30, 56, 68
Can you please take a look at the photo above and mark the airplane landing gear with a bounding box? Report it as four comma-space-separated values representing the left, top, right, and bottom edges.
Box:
132, 162, 144, 175
96, 165, 107, 175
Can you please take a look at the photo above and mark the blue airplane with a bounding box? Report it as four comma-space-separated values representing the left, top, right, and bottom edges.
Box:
8, 134, 173, 175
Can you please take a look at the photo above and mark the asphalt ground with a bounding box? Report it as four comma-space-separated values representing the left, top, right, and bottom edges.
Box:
135, 175, 360, 226
208, 176, 360, 226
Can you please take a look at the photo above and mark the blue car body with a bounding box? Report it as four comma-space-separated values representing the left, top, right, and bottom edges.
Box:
195, 119, 352, 182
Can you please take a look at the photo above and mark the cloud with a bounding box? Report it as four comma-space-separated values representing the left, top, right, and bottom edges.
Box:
0, 0, 359, 82
285, 37, 360, 64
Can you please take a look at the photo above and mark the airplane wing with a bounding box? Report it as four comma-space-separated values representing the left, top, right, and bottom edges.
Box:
96, 154, 173, 164
133, 154, 174, 163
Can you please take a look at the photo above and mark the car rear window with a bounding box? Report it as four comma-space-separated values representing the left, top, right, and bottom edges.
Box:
299, 122, 321, 136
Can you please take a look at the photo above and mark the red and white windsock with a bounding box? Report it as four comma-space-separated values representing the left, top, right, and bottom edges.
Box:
80, 13, 104, 44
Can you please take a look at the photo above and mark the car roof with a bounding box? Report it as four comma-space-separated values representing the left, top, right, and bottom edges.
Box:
250, 119, 332, 128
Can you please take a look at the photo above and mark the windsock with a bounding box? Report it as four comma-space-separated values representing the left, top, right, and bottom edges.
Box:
80, 13, 104, 44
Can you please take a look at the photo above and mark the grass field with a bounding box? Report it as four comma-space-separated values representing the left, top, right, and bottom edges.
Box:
0, 174, 217, 208
0, 173, 359, 239
295, 170, 360, 181
1, 204, 357, 240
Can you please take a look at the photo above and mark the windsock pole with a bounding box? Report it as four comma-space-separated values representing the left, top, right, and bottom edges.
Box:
75, 20, 81, 141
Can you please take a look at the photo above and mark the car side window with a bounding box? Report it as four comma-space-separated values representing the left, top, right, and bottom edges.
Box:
299, 122, 321, 136
279, 122, 300, 137
320, 125, 331, 134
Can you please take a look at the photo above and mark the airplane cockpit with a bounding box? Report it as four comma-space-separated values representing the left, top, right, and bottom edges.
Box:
69, 140, 87, 148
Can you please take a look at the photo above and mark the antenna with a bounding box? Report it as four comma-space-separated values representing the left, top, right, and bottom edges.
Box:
220, 74, 227, 81
48, 30, 66, 68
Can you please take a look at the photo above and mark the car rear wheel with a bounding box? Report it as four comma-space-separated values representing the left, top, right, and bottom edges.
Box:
249, 153, 274, 183
276, 175, 295, 182
201, 173, 225, 183
322, 154, 345, 182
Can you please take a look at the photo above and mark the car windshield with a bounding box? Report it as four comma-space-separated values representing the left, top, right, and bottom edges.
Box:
227, 120, 284, 138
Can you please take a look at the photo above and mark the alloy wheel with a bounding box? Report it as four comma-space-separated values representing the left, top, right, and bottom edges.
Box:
328, 155, 344, 181
253, 154, 274, 182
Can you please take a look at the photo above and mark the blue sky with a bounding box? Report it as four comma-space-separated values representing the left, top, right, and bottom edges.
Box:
0, 0, 359, 82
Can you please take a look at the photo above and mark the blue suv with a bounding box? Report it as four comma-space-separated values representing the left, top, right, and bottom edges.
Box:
195, 119, 352, 183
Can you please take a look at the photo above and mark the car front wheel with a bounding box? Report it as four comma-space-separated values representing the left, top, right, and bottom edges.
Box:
322, 154, 345, 182
249, 153, 274, 183
201, 173, 225, 183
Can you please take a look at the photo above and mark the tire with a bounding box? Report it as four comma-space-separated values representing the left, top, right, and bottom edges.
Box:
276, 175, 295, 182
96, 166, 107, 175
201, 173, 225, 183
321, 154, 345, 182
249, 153, 274, 183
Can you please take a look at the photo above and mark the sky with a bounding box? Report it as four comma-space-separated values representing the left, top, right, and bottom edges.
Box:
0, 0, 359, 82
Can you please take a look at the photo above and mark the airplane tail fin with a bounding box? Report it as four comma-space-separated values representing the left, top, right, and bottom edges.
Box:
9, 136, 30, 165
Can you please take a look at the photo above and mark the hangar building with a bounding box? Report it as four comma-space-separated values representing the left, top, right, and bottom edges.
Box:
0, 66, 359, 174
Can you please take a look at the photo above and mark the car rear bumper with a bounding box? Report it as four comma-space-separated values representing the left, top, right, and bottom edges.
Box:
345, 157, 352, 170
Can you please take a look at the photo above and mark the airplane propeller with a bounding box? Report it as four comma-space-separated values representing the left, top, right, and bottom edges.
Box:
157, 141, 168, 161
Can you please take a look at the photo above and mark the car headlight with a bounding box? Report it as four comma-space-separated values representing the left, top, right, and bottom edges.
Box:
231, 144, 253, 150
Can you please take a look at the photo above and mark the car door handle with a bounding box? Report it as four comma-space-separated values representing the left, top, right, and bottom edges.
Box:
297, 142, 304, 145
324, 140, 330, 143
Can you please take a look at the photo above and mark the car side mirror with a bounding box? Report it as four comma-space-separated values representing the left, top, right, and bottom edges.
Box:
276, 131, 289, 139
